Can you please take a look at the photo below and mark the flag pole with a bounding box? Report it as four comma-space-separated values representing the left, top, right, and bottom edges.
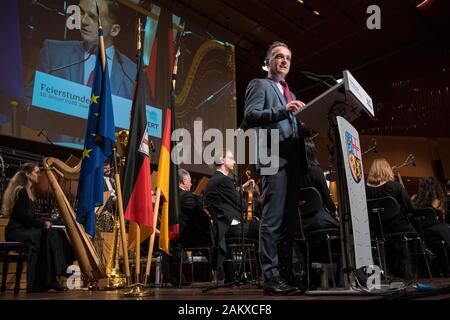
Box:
103, 7, 132, 287
96, 1, 132, 285
113, 152, 131, 285
133, 17, 143, 287
144, 187, 161, 277
144, 46, 181, 279
122, 18, 151, 297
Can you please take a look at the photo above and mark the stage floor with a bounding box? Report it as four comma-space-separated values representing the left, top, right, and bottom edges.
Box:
1, 278, 450, 300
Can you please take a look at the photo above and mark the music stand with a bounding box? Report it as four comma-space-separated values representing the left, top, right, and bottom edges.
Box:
296, 70, 374, 291
192, 177, 209, 197
202, 164, 261, 293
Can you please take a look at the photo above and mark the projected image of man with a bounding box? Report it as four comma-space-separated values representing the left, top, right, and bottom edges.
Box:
36, 0, 135, 98
25, 0, 136, 148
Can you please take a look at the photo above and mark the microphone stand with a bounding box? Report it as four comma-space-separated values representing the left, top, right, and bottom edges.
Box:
203, 163, 261, 293
301, 71, 339, 88
194, 80, 233, 110
49, 53, 93, 74
37, 128, 54, 145
362, 139, 377, 156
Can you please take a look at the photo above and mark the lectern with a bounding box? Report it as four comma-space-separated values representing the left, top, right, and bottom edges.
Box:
296, 70, 375, 291
296, 70, 374, 135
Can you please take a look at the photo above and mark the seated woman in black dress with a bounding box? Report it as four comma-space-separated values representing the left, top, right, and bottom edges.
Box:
365, 158, 416, 233
365, 158, 416, 279
301, 138, 339, 234
2, 162, 74, 292
413, 177, 450, 275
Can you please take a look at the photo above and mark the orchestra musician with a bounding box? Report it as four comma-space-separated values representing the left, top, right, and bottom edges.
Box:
413, 177, 450, 276
365, 158, 417, 279
204, 149, 258, 282
2, 163, 74, 292
301, 138, 339, 234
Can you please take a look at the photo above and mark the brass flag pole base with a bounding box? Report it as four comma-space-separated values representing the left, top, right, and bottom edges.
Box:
122, 283, 152, 297
103, 274, 127, 290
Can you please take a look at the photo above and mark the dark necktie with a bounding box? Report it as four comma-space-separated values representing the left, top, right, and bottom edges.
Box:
280, 80, 298, 139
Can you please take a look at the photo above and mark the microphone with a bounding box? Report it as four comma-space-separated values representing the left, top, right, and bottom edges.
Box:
411, 155, 416, 167
303, 71, 338, 84
36, 128, 54, 145
32, 0, 65, 16
301, 71, 338, 88
195, 94, 215, 110
362, 138, 377, 156
194, 80, 233, 110
49, 53, 93, 74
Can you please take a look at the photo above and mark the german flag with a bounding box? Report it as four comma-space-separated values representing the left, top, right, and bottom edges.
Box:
152, 8, 181, 254
156, 108, 171, 254
121, 50, 153, 248
156, 84, 181, 255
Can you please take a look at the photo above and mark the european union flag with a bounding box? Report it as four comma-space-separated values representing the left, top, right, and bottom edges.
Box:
76, 28, 116, 237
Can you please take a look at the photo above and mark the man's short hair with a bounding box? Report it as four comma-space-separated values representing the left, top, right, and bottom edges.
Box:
213, 150, 225, 166
265, 41, 291, 62
178, 168, 190, 182
213, 149, 234, 167
104, 0, 120, 24
446, 180, 450, 192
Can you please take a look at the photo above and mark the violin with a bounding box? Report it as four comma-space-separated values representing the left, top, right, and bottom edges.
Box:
245, 170, 253, 221
392, 154, 416, 188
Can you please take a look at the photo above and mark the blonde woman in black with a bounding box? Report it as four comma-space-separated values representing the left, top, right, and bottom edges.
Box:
2, 163, 74, 292
365, 158, 416, 279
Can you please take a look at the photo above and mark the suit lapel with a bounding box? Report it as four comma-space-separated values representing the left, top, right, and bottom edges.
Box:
267, 79, 286, 105
70, 42, 84, 84
110, 52, 123, 96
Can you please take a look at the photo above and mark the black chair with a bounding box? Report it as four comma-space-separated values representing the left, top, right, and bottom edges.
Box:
225, 230, 260, 284
205, 205, 260, 285
411, 207, 450, 276
297, 187, 340, 289
0, 241, 27, 293
367, 196, 432, 280
178, 209, 215, 286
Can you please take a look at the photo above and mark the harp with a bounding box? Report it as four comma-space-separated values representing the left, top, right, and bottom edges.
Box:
41, 157, 107, 284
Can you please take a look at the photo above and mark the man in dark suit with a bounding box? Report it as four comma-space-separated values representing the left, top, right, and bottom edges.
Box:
177, 169, 210, 247
204, 150, 257, 281
94, 160, 116, 232
161, 169, 209, 286
244, 41, 308, 295
103, 161, 117, 211
25, 0, 136, 146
